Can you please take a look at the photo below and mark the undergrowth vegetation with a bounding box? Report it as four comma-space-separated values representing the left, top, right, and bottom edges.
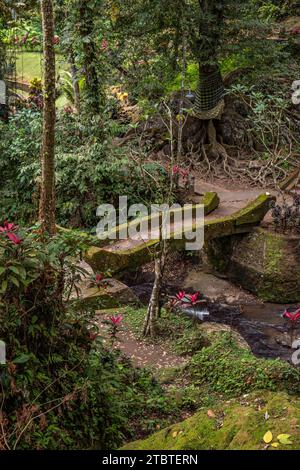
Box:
0, 109, 169, 228
0, 229, 178, 449
123, 306, 300, 401
1, 0, 300, 454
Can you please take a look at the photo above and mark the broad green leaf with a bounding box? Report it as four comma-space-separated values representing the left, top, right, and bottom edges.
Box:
8, 266, 21, 275
13, 354, 31, 364
9, 276, 19, 287
277, 434, 293, 445
0, 280, 7, 294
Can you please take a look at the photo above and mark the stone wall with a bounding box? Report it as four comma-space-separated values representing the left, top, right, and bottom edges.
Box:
205, 227, 300, 303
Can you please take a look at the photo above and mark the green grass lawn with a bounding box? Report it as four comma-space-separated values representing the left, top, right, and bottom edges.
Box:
15, 51, 69, 108
16, 51, 68, 82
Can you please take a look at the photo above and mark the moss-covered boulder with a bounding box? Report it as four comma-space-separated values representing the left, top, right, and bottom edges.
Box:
72, 279, 138, 309
227, 227, 300, 303
122, 391, 300, 450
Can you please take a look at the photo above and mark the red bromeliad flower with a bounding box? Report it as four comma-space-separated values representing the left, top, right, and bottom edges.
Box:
176, 291, 186, 301
170, 290, 204, 310
94, 273, 104, 290
0, 221, 17, 232
109, 314, 123, 326
0, 221, 22, 245
170, 290, 187, 308
187, 291, 201, 306
283, 308, 300, 323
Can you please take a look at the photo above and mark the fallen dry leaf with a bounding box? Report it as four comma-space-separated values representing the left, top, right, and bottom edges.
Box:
263, 431, 273, 444
207, 410, 216, 419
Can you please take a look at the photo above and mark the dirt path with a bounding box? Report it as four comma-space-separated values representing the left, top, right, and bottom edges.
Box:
115, 330, 186, 369
97, 319, 186, 369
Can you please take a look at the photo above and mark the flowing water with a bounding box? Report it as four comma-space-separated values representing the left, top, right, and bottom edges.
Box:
130, 282, 300, 363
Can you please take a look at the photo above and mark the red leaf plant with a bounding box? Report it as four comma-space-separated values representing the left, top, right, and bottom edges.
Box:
283, 308, 300, 325
92, 273, 109, 290
0, 221, 22, 245
103, 314, 124, 345
170, 290, 205, 310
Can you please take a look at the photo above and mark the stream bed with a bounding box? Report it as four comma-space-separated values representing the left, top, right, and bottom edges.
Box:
129, 282, 299, 363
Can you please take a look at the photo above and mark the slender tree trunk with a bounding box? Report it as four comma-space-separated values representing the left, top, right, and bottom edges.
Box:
143, 248, 166, 337
69, 49, 81, 114
177, 33, 187, 161
39, 0, 56, 235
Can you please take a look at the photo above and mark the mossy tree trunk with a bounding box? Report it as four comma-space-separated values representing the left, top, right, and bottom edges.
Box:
69, 48, 81, 114
78, 0, 105, 116
39, 0, 56, 236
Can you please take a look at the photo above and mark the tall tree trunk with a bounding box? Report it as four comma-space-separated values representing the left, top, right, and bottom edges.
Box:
78, 0, 105, 115
69, 49, 81, 114
195, 0, 225, 114
39, 0, 56, 235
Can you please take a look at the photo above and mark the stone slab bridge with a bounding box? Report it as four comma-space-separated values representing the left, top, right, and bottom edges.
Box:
84, 191, 275, 275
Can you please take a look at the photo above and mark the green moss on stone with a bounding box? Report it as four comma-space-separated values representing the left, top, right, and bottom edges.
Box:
121, 391, 300, 450
227, 228, 300, 303
85, 195, 273, 275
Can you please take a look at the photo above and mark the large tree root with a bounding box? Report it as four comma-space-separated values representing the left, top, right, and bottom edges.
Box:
177, 119, 299, 188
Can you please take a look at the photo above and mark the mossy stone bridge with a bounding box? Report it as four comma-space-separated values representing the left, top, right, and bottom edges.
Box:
84, 191, 274, 275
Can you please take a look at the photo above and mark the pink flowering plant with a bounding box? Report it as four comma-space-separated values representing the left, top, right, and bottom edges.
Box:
102, 314, 124, 346
171, 165, 191, 188
0, 221, 43, 297
90, 272, 111, 290
169, 290, 205, 311
283, 308, 300, 328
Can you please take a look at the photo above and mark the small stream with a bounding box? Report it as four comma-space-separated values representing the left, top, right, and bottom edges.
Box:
129, 282, 300, 363
207, 302, 299, 362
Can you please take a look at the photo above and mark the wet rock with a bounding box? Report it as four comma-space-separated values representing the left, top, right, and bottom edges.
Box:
227, 228, 300, 303
276, 331, 300, 349
182, 271, 256, 305
72, 278, 139, 309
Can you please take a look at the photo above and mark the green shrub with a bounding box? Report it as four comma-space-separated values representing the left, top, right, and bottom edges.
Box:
187, 333, 300, 397
0, 110, 169, 228
0, 228, 175, 449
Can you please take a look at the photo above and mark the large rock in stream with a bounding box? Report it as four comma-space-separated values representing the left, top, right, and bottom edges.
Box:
204, 227, 300, 303
228, 228, 300, 303
72, 278, 138, 309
